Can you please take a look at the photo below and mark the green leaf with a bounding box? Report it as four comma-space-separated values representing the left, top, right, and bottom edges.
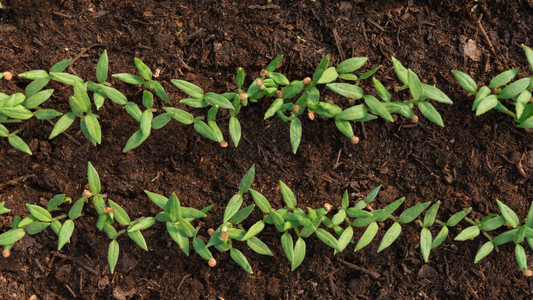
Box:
454, 225, 480, 241
0, 228, 26, 246
24, 221, 50, 235
84, 113, 102, 144
337, 57, 367, 73
264, 98, 284, 119
326, 83, 363, 99
230, 248, 253, 274
336, 105, 367, 121
109, 200, 131, 226
313, 56, 329, 82
166, 222, 189, 255
516, 90, 531, 120
128, 217, 156, 232
292, 238, 306, 270
475, 95, 498, 116
366, 185, 381, 203
499, 78, 530, 99
87, 162, 101, 195
431, 226, 448, 249
68, 198, 85, 220
24, 89, 54, 109
242, 221, 265, 241
279, 181, 297, 209
123, 130, 148, 152
108, 239, 120, 273
144, 191, 168, 209
96, 50, 108, 83
50, 59, 71, 72
373, 77, 391, 102
376, 197, 405, 222
208, 120, 223, 142
338, 73, 358, 81
151, 113, 172, 129
151, 81, 169, 103
281, 232, 294, 263
516, 244, 527, 271
250, 189, 271, 213
223, 194, 243, 223
141, 91, 154, 109
236, 67, 245, 88
58, 219, 74, 250
422, 84, 452, 104
204, 92, 234, 109
364, 95, 393, 122
231, 205, 255, 225
171, 79, 204, 98
418, 101, 444, 127
359, 66, 380, 80
265, 55, 284, 72
19, 70, 49, 80
229, 116, 241, 147
128, 230, 148, 251
99, 86, 128, 105
496, 200, 519, 228
391, 57, 408, 85
134, 58, 152, 80
317, 67, 338, 84
246, 237, 273, 256
25, 78, 51, 97
268, 72, 290, 85
377, 222, 402, 252
112, 73, 144, 85
49, 112, 76, 139
472, 86, 491, 110
316, 228, 340, 250
474, 241, 494, 263
336, 225, 354, 253
193, 237, 212, 260
335, 118, 353, 138
194, 121, 217, 141
166, 193, 181, 221
526, 201, 533, 228
8, 135, 32, 155
0, 201, 11, 214
408, 69, 424, 101
489, 68, 519, 88
452, 70, 477, 94
26, 204, 53, 222
420, 228, 432, 262
34, 109, 61, 120
423, 201, 440, 227
290, 118, 302, 154
93, 90, 105, 110
239, 165, 255, 194
445, 207, 472, 226
480, 216, 506, 231
163, 107, 195, 124
0, 106, 33, 120
140, 109, 153, 137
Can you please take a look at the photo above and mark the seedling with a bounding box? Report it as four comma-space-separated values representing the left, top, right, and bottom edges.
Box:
452, 44, 533, 128
112, 57, 169, 103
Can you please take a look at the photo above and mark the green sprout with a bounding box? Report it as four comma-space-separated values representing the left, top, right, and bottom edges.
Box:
452, 44, 533, 129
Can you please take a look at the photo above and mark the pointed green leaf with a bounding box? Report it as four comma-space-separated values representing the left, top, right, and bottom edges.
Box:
26, 204, 52, 222
229, 116, 241, 147
68, 198, 85, 220
452, 70, 477, 94
246, 236, 273, 256
24, 89, 54, 109
364, 95, 393, 122
223, 194, 243, 223
377, 222, 402, 252
112, 73, 144, 85
134, 58, 152, 80
337, 57, 367, 73
230, 248, 253, 274
423, 201, 440, 227
193, 237, 212, 260
474, 241, 494, 263
239, 165, 255, 194
454, 225, 480, 241
87, 162, 101, 195
49, 112, 75, 139
420, 228, 432, 262
408, 69, 424, 101
0, 228, 26, 246
418, 101, 444, 127
109, 200, 131, 225
431, 226, 448, 249
496, 200, 519, 228
108, 239, 119, 273
279, 181, 297, 209
96, 50, 108, 83
445, 208, 472, 226
499, 78, 530, 99
8, 135, 32, 155
489, 68, 519, 88
326, 83, 363, 99
290, 118, 302, 154
58, 219, 74, 250
250, 189, 271, 213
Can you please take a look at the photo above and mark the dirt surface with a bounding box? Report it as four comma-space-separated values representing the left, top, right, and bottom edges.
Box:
1, 0, 533, 298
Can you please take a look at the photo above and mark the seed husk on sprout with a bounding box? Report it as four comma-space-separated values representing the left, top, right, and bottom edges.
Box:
260, 69, 268, 77
207, 228, 215, 236
2, 248, 10, 258
275, 90, 284, 98
208, 257, 217, 267
303, 77, 312, 85
103, 207, 114, 214
523, 269, 533, 277
256, 79, 263, 87
2, 71, 13, 80
220, 141, 228, 148
410, 115, 419, 124
239, 92, 248, 101
351, 136, 360, 144
324, 203, 333, 212
82, 190, 92, 199
293, 105, 300, 113
308, 111, 315, 120
220, 231, 229, 239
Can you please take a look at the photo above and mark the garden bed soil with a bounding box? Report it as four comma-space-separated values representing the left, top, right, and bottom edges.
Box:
1, 0, 533, 298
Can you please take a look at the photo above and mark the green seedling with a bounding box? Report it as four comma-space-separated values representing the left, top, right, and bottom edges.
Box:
205, 165, 273, 273
0, 202, 10, 214
84, 162, 155, 273
452, 44, 533, 128
112, 57, 169, 103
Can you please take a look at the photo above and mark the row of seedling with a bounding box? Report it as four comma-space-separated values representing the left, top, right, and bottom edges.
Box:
1, 163, 532, 276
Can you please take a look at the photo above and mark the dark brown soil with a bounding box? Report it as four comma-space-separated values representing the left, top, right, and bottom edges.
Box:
1, 0, 533, 298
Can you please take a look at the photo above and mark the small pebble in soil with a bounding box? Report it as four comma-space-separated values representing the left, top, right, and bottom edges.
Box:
303, 77, 312, 85
2, 71, 12, 80
208, 257, 217, 267
418, 264, 438, 279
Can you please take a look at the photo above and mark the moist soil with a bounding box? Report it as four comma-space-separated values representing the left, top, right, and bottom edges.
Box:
1, 0, 533, 299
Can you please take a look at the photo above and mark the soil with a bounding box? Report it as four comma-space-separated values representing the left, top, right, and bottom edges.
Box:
1, 0, 533, 299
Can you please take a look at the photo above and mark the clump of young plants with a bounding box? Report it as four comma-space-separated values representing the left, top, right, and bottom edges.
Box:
452, 44, 533, 128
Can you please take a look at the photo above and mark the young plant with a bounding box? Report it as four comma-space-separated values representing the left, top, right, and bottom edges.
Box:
84, 162, 155, 273
205, 165, 273, 273
452, 44, 533, 128
112, 58, 169, 103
